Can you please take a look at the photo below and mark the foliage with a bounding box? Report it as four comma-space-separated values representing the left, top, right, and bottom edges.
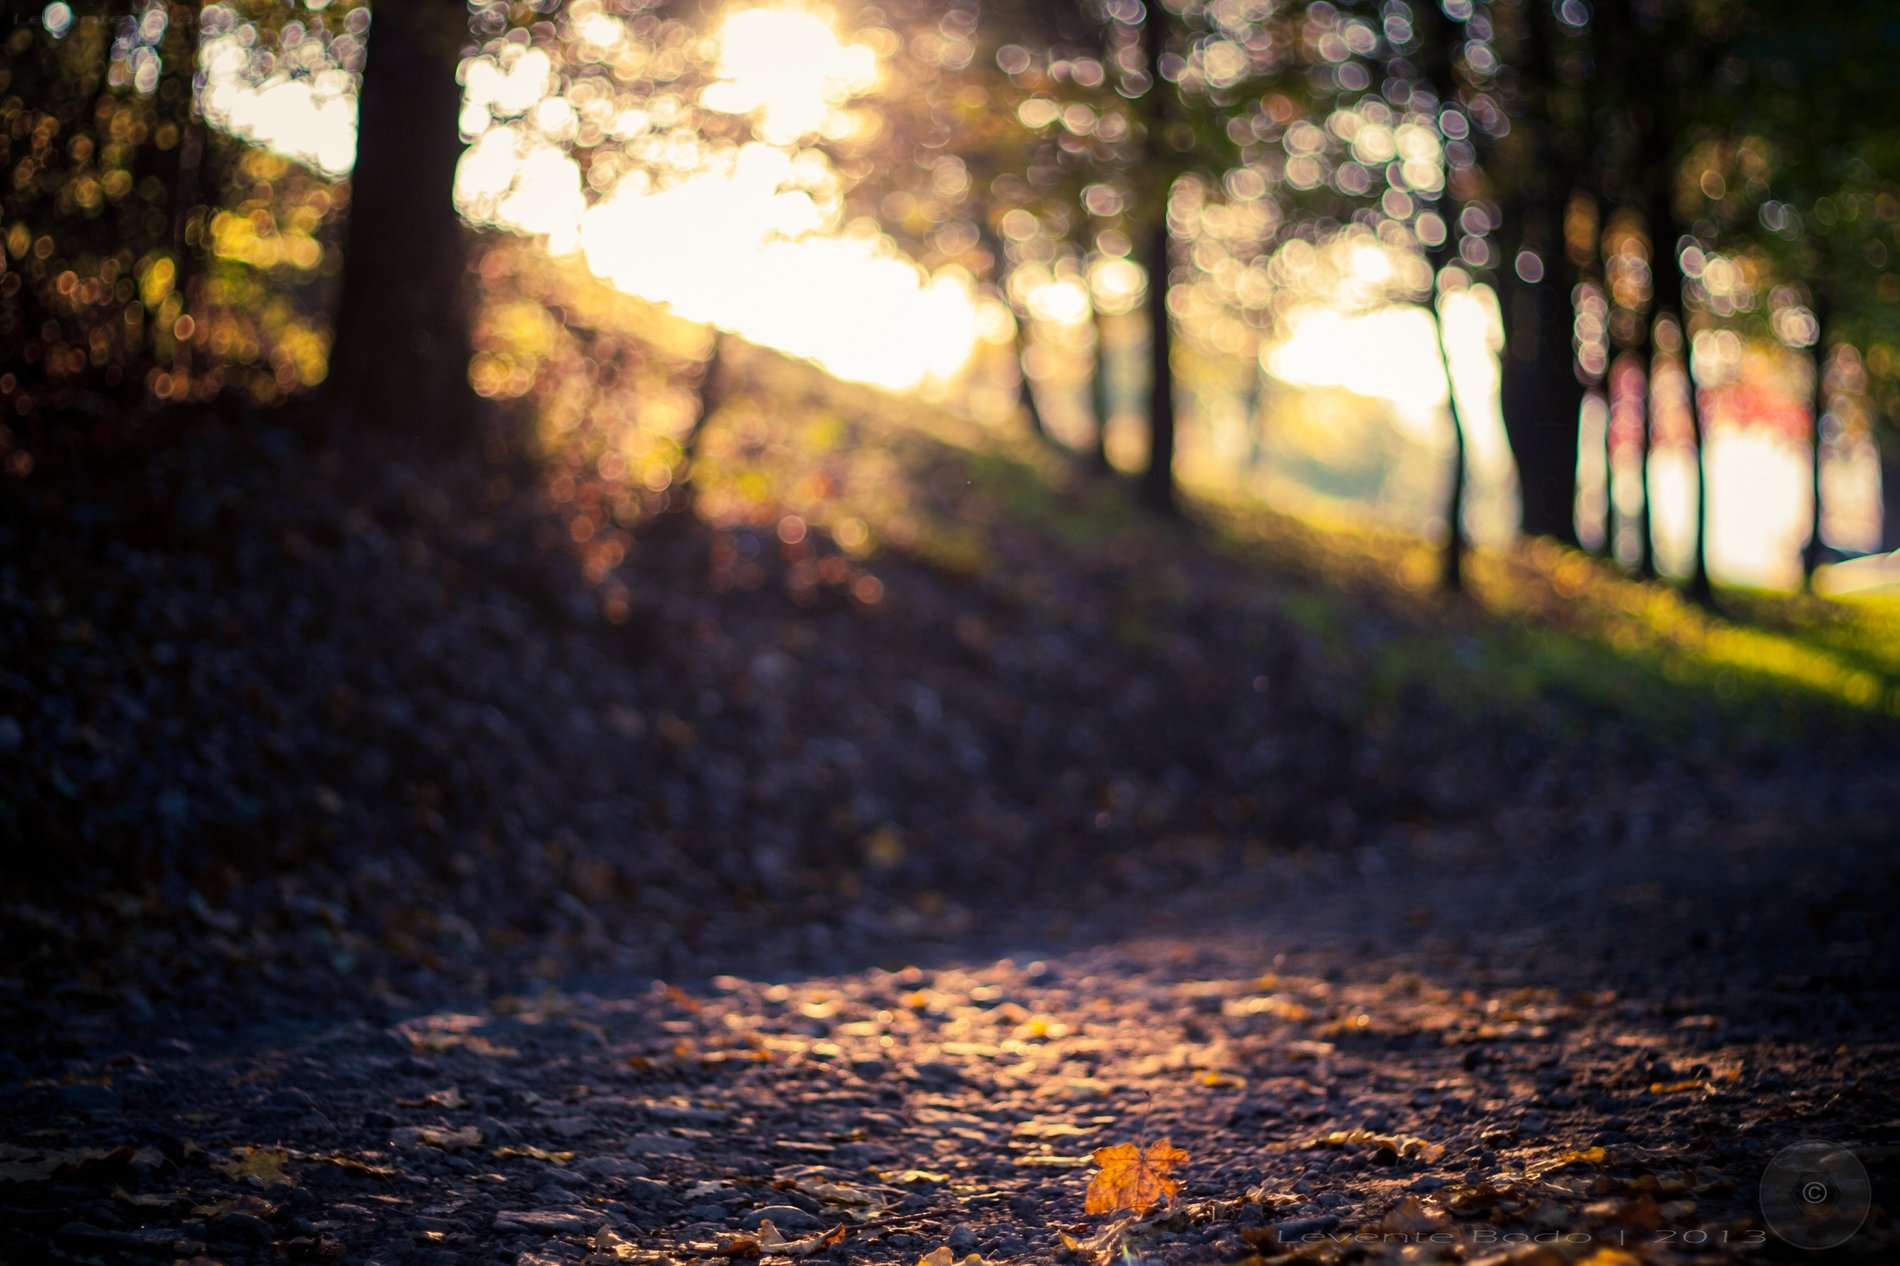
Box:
1083, 1139, 1189, 1215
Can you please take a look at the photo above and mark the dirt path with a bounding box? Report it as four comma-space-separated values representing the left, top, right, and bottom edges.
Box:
5, 799, 1895, 1265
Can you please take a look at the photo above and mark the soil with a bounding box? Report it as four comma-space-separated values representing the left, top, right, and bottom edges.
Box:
2, 413, 1896, 1264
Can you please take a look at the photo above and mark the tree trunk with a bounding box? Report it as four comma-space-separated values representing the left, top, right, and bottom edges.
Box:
1011, 315, 1053, 444
1088, 303, 1114, 473
1138, 220, 1178, 515
1496, 265, 1585, 545
1134, 0, 1177, 516
1630, 321, 1657, 577
1801, 293, 1831, 585
1882, 433, 1900, 553
328, 4, 474, 438
1430, 292, 1470, 594
1646, 175, 1713, 604
1491, 0, 1584, 548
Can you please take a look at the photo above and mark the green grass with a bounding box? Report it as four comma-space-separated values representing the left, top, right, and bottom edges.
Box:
490, 242, 1900, 752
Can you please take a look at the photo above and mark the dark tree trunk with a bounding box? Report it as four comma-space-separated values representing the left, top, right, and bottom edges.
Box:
1243, 344, 1267, 472
1431, 291, 1470, 593
1882, 434, 1900, 554
976, 219, 1056, 447
1134, 0, 1177, 516
1497, 269, 1586, 545
1644, 156, 1713, 604
1011, 316, 1052, 444
1138, 220, 1178, 515
1630, 321, 1657, 578
328, 4, 474, 438
1413, 0, 1474, 590
1088, 303, 1114, 473
1801, 293, 1831, 585
1491, 0, 1585, 548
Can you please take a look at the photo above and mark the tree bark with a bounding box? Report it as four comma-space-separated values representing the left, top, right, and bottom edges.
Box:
1088, 303, 1114, 473
1134, 0, 1177, 516
1491, 0, 1584, 548
1011, 314, 1053, 444
328, 4, 475, 438
1801, 293, 1831, 585
1430, 285, 1470, 594
1138, 219, 1178, 515
1882, 433, 1900, 554
1645, 161, 1713, 604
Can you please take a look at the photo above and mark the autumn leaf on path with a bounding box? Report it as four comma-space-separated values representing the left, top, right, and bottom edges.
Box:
216, 1146, 294, 1189
1060, 1216, 1136, 1265
1084, 1139, 1188, 1215
917, 1246, 984, 1266
396, 1124, 483, 1151
757, 1221, 847, 1258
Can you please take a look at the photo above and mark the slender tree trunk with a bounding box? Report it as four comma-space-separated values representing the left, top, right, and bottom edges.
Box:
1138, 220, 1178, 515
1011, 315, 1052, 444
1243, 343, 1267, 473
328, 5, 474, 438
1646, 178, 1713, 604
682, 331, 724, 471
1430, 287, 1470, 593
1088, 303, 1114, 473
1881, 431, 1900, 553
1801, 293, 1831, 586
1413, 0, 1473, 588
1134, 0, 1177, 516
1633, 326, 1658, 578
975, 219, 1055, 447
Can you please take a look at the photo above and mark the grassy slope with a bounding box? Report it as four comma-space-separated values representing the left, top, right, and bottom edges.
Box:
497, 240, 1899, 758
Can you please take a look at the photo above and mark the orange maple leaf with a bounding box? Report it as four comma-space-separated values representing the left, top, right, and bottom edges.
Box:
1083, 1139, 1189, 1215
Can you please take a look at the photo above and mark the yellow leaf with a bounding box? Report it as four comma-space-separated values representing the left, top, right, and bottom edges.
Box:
400, 1125, 483, 1150
1084, 1139, 1189, 1215
758, 1221, 846, 1258
492, 1145, 574, 1165
216, 1146, 294, 1189
917, 1246, 983, 1266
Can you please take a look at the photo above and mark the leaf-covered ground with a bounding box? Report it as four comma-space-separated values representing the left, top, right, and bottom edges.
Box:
3, 261, 1898, 1261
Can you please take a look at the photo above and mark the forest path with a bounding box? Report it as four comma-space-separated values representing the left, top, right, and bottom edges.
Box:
5, 803, 1896, 1265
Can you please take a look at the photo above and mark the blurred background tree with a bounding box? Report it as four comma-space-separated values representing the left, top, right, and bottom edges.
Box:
3, 0, 1896, 591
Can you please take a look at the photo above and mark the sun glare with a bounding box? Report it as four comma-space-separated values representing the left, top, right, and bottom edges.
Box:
198, 30, 357, 177
180, 5, 1874, 583
702, 7, 879, 146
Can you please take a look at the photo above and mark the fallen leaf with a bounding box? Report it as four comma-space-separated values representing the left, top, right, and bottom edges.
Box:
189, 1193, 279, 1218
315, 1153, 401, 1178
0, 1144, 163, 1183
1014, 1122, 1096, 1140
1059, 1217, 1135, 1265
492, 1145, 574, 1165
918, 1246, 984, 1266
758, 1219, 846, 1258
397, 1125, 483, 1151
1310, 1129, 1445, 1163
1084, 1139, 1189, 1215
217, 1146, 294, 1189
1378, 1196, 1446, 1234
